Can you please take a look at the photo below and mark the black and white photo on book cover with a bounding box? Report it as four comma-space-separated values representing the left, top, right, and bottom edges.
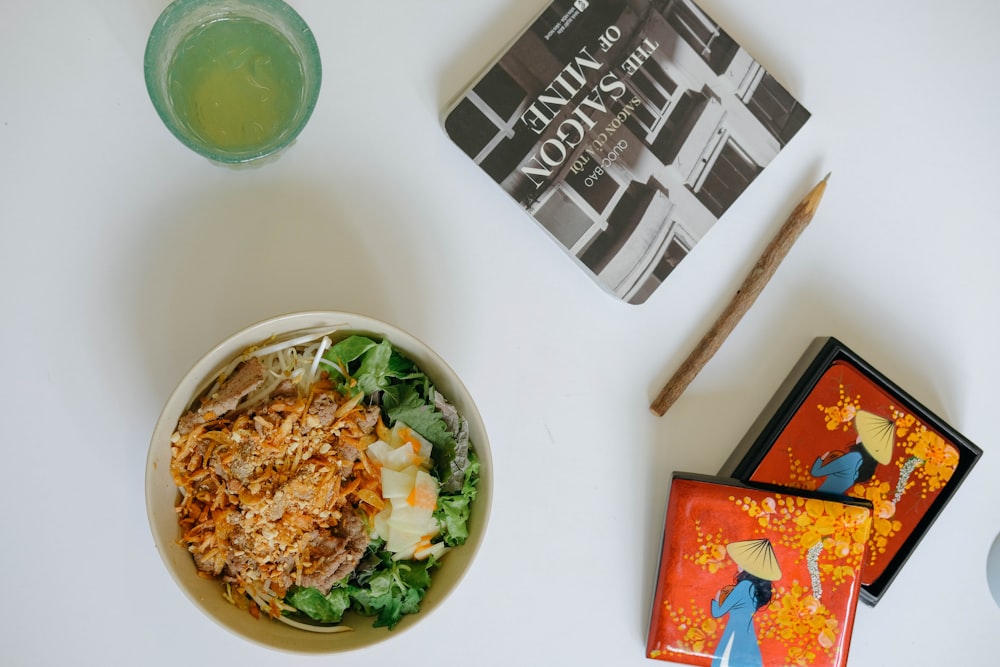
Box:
444, 0, 810, 304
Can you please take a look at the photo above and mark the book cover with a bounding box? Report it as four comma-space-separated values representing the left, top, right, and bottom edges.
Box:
444, 0, 810, 304
719, 337, 983, 605
646, 472, 872, 666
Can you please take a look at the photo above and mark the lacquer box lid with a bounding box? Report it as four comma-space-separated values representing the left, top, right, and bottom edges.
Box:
646, 472, 873, 666
719, 337, 982, 605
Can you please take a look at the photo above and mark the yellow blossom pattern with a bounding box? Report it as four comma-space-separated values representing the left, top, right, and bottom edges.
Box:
729, 494, 869, 576
784, 447, 820, 488
852, 481, 903, 564
683, 520, 729, 574
759, 581, 841, 665
797, 500, 869, 557
892, 408, 959, 495
814, 392, 960, 502
659, 599, 720, 657
807, 389, 959, 567
818, 386, 861, 432
775, 444, 904, 572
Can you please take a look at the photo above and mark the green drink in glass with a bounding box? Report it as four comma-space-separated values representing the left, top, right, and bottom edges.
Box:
145, 0, 321, 165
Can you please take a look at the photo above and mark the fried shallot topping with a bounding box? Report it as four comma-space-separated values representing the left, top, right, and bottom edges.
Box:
171, 370, 384, 617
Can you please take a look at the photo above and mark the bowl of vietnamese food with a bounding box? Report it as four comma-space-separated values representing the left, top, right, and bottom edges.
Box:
145, 311, 491, 652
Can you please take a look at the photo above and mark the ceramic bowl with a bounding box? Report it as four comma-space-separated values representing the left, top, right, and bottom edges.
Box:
145, 311, 492, 652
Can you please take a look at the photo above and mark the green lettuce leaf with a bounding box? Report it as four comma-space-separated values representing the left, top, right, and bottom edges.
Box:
353, 339, 394, 395
325, 335, 377, 368
285, 585, 352, 624
383, 383, 458, 478
323, 336, 465, 481
349, 552, 437, 629
435, 453, 479, 546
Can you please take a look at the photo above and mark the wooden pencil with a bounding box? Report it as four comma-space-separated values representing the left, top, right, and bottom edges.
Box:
649, 173, 831, 417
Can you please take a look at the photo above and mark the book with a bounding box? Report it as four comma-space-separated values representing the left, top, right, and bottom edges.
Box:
646, 472, 872, 666
718, 337, 983, 605
444, 0, 810, 304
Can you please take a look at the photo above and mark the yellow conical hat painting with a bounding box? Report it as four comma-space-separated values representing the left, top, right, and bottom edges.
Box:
855, 410, 895, 465
726, 539, 781, 581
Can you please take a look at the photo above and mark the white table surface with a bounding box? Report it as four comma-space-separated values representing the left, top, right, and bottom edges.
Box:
3, 1, 999, 665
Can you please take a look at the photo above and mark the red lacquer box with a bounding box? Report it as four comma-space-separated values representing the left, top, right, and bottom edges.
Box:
646, 472, 873, 666
719, 337, 982, 605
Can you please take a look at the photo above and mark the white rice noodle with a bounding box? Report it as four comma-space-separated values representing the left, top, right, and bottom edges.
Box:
249, 327, 342, 359
305, 336, 333, 389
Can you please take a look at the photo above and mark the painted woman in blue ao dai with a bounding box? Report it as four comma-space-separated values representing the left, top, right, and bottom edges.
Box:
810, 410, 895, 496
710, 539, 780, 667
810, 441, 877, 495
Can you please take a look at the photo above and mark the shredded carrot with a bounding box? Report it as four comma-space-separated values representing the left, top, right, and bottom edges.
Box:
342, 477, 361, 497
171, 382, 382, 618
355, 488, 384, 511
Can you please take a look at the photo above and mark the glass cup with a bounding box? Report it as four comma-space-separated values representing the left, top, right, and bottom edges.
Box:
144, 0, 322, 165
